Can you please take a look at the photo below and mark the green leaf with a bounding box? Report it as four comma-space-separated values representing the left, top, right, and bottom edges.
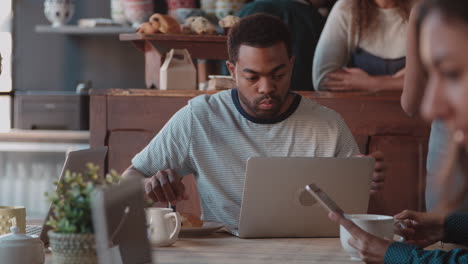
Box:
45, 162, 122, 234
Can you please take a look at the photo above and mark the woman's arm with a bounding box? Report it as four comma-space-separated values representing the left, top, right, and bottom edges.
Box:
442, 213, 468, 246
401, 1, 427, 116
386, 243, 468, 264
321, 67, 404, 92
312, 0, 352, 90
329, 211, 468, 264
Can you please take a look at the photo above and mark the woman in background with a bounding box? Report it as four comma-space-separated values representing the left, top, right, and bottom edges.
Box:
330, 0, 468, 263
401, 0, 468, 212
313, 0, 412, 92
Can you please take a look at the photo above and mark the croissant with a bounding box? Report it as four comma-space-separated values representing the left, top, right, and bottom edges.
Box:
149, 14, 182, 34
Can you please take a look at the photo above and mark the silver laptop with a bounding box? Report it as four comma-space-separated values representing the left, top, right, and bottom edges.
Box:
26, 147, 108, 244
92, 176, 153, 264
235, 157, 374, 238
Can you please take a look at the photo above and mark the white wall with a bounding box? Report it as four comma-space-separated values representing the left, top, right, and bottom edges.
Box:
0, 142, 88, 220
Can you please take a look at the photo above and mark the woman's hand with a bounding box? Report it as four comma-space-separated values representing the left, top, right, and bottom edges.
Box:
394, 210, 447, 247
329, 212, 393, 263
322, 68, 376, 92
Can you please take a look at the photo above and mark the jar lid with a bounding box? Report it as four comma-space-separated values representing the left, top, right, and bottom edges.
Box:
0, 226, 40, 244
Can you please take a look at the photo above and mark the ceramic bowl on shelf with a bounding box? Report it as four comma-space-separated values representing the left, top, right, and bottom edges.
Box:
215, 0, 245, 20
44, 0, 75, 27
111, 0, 129, 25
123, 0, 154, 28
201, 0, 216, 15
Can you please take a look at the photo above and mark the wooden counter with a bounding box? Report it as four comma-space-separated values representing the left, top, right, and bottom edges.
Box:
90, 89, 430, 217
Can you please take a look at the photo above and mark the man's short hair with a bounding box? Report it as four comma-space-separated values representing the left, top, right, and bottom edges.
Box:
227, 13, 292, 63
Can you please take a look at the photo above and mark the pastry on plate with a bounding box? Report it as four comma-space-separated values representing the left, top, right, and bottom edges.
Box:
180, 212, 203, 228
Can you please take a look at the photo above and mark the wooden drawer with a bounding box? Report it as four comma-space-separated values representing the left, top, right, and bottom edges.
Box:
14, 93, 89, 130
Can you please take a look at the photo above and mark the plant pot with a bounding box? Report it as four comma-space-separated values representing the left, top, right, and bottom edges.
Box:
48, 231, 97, 264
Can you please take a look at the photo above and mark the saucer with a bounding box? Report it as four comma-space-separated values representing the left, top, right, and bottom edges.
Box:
179, 221, 224, 236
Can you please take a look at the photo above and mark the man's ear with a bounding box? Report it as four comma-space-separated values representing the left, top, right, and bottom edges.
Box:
290, 56, 296, 66
226, 61, 236, 79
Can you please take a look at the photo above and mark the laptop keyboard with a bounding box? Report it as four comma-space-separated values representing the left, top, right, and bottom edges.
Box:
26, 225, 42, 237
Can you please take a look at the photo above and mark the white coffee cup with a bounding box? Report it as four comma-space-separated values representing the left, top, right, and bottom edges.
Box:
146, 208, 181, 247
340, 214, 400, 261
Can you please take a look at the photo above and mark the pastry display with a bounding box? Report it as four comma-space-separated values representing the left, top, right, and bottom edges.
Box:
136, 13, 182, 34
181, 16, 198, 34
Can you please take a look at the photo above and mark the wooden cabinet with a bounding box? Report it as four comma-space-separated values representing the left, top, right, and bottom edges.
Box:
14, 92, 89, 130
90, 89, 430, 217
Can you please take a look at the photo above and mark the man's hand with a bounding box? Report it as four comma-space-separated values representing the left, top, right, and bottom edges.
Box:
322, 68, 376, 92
355, 151, 386, 194
394, 210, 447, 248
369, 151, 386, 194
145, 169, 188, 204
329, 212, 392, 263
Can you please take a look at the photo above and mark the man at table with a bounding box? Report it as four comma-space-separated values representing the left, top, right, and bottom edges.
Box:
122, 14, 385, 229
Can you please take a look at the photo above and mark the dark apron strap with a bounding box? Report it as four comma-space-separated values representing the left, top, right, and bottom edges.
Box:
350, 47, 406, 76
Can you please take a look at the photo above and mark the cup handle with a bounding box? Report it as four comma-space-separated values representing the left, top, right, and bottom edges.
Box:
165, 212, 181, 241
393, 220, 407, 242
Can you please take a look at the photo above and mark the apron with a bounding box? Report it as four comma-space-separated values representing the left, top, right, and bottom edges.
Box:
350, 47, 405, 76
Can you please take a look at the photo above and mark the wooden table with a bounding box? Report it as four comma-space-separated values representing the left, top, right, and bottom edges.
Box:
44, 232, 360, 264
44, 231, 465, 264
120, 34, 228, 89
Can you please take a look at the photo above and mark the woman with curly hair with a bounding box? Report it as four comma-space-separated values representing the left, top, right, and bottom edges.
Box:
313, 0, 413, 91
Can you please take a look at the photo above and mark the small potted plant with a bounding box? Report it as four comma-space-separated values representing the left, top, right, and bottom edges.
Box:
45, 163, 121, 264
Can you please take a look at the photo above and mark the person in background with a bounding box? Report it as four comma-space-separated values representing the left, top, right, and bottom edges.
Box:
313, 0, 412, 92
330, 0, 468, 263
237, 0, 337, 91
401, 1, 468, 212
122, 14, 386, 230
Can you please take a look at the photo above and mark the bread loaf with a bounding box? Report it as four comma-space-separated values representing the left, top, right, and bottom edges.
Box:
149, 14, 182, 34
136, 22, 158, 34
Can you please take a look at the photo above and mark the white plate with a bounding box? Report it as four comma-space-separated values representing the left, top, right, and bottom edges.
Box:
179, 221, 224, 235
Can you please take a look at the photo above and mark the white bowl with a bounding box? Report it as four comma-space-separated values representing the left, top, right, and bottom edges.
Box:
340, 214, 394, 261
